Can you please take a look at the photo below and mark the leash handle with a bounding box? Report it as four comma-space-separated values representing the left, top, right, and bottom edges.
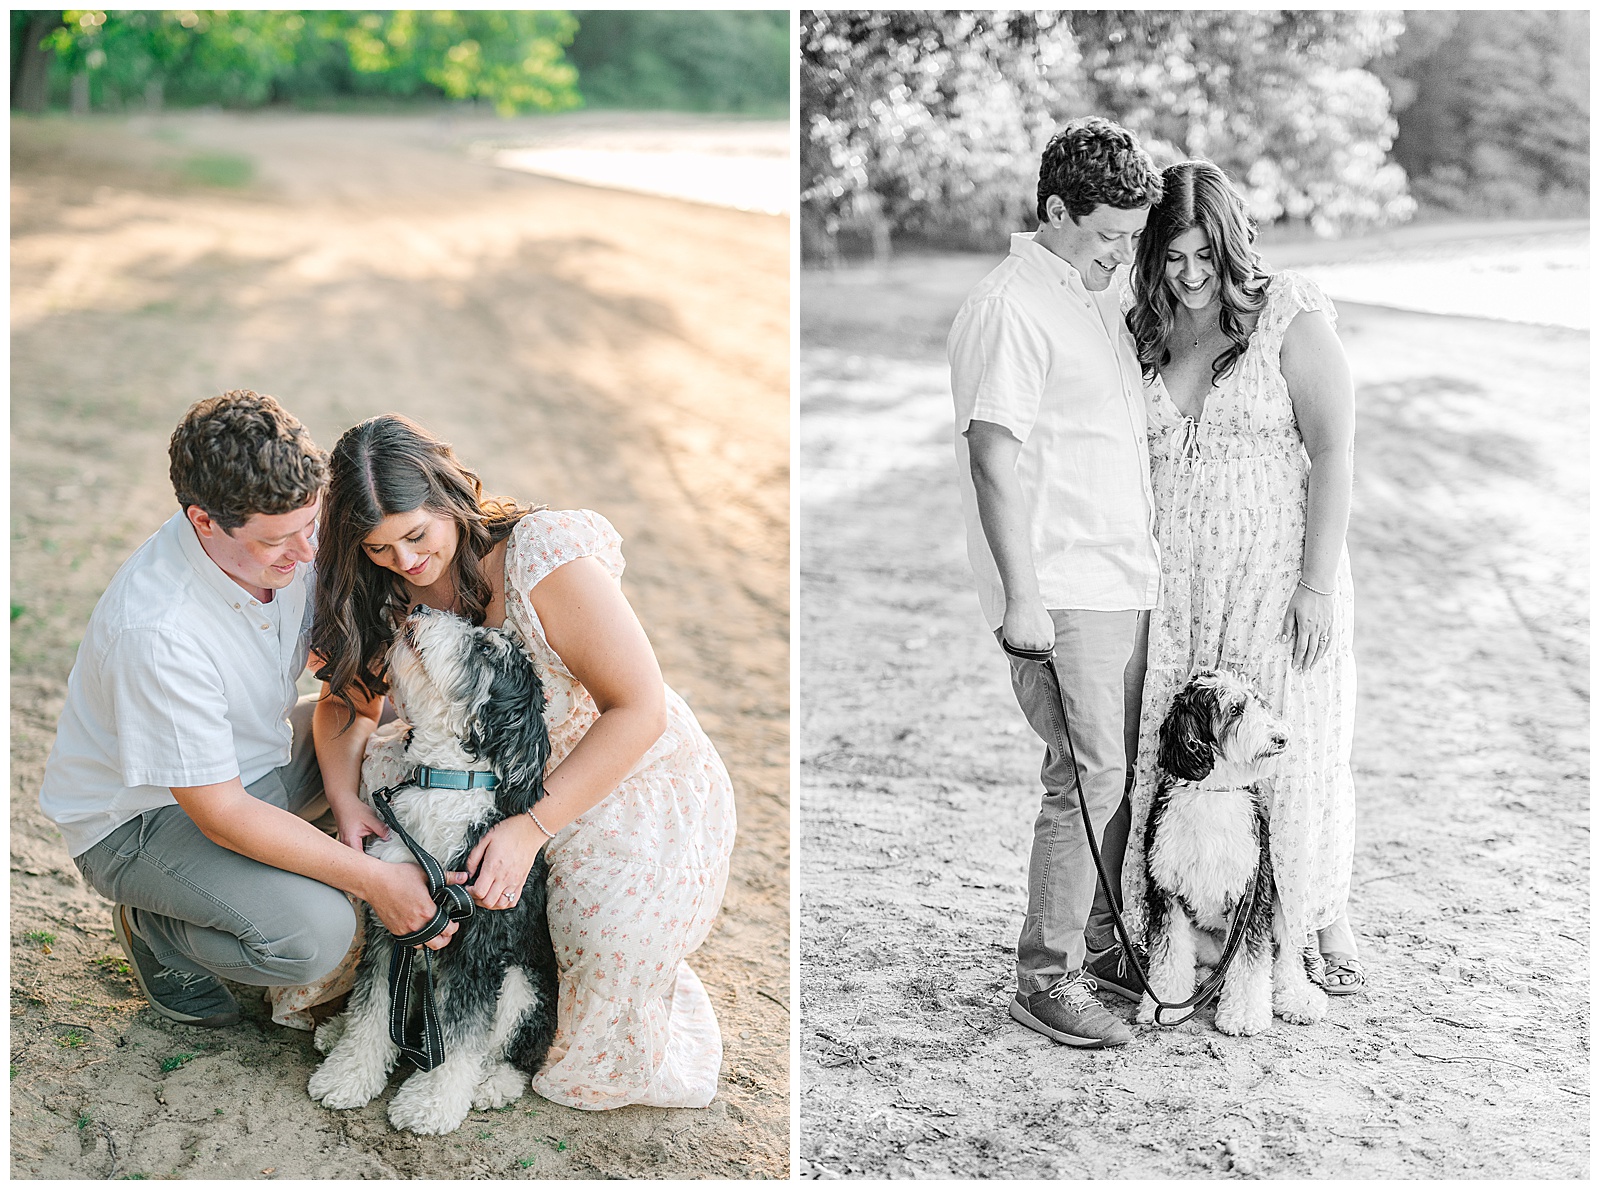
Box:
1000, 638, 1055, 664
368, 781, 475, 1071
1006, 643, 1263, 1027
369, 785, 475, 946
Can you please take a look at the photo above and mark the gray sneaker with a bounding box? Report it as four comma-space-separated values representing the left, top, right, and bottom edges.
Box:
113, 905, 240, 1028
1084, 939, 1147, 1005
1010, 971, 1133, 1047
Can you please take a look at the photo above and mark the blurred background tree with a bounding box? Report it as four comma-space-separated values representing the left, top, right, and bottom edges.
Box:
10, 9, 789, 118
1370, 10, 1590, 218
566, 10, 788, 114
801, 8, 1591, 260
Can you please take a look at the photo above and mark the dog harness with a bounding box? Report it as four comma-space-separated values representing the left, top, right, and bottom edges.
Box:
368, 770, 487, 1072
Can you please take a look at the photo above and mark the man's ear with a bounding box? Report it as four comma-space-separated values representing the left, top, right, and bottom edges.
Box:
185, 504, 221, 540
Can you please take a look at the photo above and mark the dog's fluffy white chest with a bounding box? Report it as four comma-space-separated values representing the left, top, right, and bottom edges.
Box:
366, 786, 497, 869
1148, 785, 1260, 928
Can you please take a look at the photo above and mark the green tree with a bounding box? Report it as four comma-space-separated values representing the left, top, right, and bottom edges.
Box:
25, 9, 580, 116
567, 10, 788, 113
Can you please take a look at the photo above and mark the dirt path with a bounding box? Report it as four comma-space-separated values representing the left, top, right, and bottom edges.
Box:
796, 245, 1588, 1178
10, 110, 788, 1179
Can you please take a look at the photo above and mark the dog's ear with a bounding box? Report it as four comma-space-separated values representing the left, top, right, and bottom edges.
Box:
1159, 680, 1215, 782
463, 628, 550, 814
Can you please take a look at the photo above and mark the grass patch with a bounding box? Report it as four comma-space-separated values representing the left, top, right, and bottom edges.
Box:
11, 603, 23, 622
159, 1052, 198, 1073
23, 930, 57, 948
92, 954, 131, 976
56, 1031, 87, 1049
77, 1111, 92, 1131
179, 152, 253, 188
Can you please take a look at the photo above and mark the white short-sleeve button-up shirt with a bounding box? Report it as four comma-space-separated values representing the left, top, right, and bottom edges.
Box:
39, 510, 313, 856
949, 232, 1161, 628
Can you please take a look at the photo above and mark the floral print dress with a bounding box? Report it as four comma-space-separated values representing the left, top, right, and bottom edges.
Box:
501, 509, 736, 1110
1123, 272, 1357, 957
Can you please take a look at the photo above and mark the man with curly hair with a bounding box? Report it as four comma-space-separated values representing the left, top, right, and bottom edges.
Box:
948, 117, 1163, 1048
39, 390, 458, 1030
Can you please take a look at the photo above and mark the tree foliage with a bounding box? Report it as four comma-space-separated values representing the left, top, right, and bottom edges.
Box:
567, 10, 788, 113
802, 11, 1075, 250
21, 9, 584, 116
1371, 10, 1589, 217
803, 8, 1416, 253
1070, 10, 1412, 234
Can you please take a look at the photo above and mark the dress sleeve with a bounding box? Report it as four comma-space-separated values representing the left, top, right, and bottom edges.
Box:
506, 509, 626, 600
1264, 271, 1339, 349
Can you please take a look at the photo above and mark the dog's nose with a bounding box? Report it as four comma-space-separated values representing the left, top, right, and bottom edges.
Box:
411, 604, 428, 616
1270, 731, 1287, 750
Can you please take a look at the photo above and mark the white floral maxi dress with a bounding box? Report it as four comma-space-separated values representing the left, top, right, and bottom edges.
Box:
1123, 272, 1357, 957
498, 509, 738, 1109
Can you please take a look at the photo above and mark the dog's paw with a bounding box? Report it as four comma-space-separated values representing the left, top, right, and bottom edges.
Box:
313, 1013, 348, 1056
388, 1082, 472, 1136
472, 1061, 529, 1110
308, 1053, 386, 1110
1135, 995, 1157, 1026
1213, 1000, 1271, 1037
1274, 982, 1328, 1025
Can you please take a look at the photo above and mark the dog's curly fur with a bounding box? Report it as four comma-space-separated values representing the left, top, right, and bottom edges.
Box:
308, 606, 559, 1134
1137, 669, 1327, 1035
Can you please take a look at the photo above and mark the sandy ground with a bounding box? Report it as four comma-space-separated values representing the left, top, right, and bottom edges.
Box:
10, 110, 788, 1179
795, 235, 1589, 1178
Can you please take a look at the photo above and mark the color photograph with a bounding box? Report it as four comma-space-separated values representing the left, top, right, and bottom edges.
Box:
798, 9, 1587, 1179
11, 9, 789, 1179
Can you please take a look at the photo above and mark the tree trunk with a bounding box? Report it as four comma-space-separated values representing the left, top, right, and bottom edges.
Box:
70, 70, 89, 114
11, 12, 62, 114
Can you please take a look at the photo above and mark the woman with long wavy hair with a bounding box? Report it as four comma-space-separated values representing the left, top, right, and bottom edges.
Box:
309, 414, 737, 1110
1121, 159, 1366, 997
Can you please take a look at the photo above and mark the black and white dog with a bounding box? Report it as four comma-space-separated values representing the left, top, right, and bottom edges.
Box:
1136, 669, 1327, 1035
309, 605, 559, 1134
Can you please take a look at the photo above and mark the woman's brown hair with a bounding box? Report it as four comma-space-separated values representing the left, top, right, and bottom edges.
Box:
311, 414, 532, 725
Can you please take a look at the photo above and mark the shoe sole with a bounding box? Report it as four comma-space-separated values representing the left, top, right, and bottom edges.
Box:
113, 905, 240, 1029
1009, 997, 1130, 1048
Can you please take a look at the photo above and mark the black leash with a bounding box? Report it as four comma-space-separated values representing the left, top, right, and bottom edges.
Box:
368, 778, 479, 1071
1002, 638, 1266, 1027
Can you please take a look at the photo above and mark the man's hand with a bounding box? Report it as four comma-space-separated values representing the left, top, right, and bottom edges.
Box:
1002, 599, 1056, 655
362, 860, 464, 951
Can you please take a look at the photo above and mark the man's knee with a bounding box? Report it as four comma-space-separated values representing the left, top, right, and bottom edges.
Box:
252, 886, 357, 985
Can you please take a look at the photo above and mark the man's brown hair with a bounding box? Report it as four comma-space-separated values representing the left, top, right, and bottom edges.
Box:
168, 390, 328, 530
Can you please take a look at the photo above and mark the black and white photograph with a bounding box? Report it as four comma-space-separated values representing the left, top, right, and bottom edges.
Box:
798, 9, 1588, 1178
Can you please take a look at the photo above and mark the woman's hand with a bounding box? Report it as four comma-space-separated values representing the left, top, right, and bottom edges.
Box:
462, 814, 547, 911
1281, 582, 1335, 670
332, 799, 391, 852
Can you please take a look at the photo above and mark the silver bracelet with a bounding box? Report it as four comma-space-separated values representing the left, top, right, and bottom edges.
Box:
526, 807, 557, 840
1297, 577, 1334, 597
